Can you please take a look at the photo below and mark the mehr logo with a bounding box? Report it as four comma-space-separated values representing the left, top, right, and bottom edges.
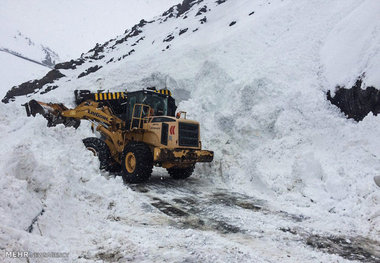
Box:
5, 251, 69, 258
5, 251, 29, 258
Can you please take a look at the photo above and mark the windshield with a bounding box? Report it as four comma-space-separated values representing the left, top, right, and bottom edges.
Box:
142, 93, 168, 116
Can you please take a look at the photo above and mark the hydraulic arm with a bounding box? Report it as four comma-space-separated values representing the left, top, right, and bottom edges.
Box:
23, 89, 213, 183
23, 99, 125, 129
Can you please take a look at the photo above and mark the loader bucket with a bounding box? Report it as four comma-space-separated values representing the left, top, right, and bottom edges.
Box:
23, 99, 81, 128
23, 100, 46, 117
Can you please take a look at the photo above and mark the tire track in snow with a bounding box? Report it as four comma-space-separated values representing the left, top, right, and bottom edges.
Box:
128, 176, 380, 262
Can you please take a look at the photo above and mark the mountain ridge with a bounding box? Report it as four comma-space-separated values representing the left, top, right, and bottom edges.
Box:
1, 0, 244, 103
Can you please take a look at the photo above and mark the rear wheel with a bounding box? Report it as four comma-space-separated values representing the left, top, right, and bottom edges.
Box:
121, 143, 153, 183
82, 137, 120, 172
167, 165, 195, 180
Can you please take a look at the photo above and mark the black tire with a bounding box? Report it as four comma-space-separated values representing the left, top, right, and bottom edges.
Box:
121, 143, 153, 183
83, 137, 121, 172
167, 165, 195, 180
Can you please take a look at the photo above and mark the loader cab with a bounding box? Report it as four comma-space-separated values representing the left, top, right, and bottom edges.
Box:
125, 89, 176, 127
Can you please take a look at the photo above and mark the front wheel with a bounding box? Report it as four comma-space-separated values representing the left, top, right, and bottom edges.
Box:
167, 165, 195, 180
83, 137, 120, 172
121, 143, 153, 183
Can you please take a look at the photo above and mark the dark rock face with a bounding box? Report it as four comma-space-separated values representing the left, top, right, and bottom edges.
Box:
2, 70, 65, 103
112, 20, 149, 48
179, 28, 189, 35
178, 0, 204, 17
216, 0, 227, 5
41, 85, 58, 94
77, 65, 102, 79
327, 77, 380, 121
132, 37, 145, 47
163, 34, 175, 42
163, 0, 203, 19
196, 5, 208, 16
55, 59, 85, 70
121, 49, 135, 59
87, 43, 105, 60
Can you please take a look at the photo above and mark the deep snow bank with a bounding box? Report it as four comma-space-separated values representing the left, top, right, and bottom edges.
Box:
322, 0, 380, 121
321, 0, 380, 90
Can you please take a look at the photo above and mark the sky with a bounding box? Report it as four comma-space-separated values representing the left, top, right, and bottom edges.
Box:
0, 0, 180, 59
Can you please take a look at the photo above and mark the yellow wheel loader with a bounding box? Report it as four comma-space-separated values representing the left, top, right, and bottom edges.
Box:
23, 88, 213, 183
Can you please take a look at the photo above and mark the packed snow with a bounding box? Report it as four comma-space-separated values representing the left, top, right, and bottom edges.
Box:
320, 0, 380, 90
1, 0, 380, 262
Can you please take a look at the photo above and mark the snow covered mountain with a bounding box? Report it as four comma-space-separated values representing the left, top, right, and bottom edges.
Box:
0, 30, 59, 68
0, 0, 179, 99
1, 0, 380, 262
0, 30, 58, 97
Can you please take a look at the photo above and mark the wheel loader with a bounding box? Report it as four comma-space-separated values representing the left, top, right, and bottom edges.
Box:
23, 87, 213, 183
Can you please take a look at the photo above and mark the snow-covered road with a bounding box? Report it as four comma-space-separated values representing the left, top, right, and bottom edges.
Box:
127, 173, 380, 263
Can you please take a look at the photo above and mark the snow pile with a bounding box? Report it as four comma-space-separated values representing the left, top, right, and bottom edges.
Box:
321, 0, 380, 90
0, 103, 270, 262
1, 0, 380, 261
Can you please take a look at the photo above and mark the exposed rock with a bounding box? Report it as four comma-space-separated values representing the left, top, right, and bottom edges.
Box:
131, 37, 145, 46
327, 76, 380, 121
163, 0, 204, 20
200, 16, 207, 24
55, 59, 85, 70
216, 0, 227, 5
78, 65, 102, 79
112, 20, 150, 48
124, 19, 149, 34
41, 85, 58, 94
179, 28, 189, 35
122, 49, 135, 59
86, 43, 105, 60
177, 0, 204, 17
163, 34, 175, 42
2, 70, 65, 103
196, 6, 208, 16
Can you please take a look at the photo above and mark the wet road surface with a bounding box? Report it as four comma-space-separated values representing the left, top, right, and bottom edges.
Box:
128, 175, 380, 263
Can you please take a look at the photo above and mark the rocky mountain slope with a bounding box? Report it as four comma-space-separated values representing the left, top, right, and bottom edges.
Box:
0, 0, 178, 99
